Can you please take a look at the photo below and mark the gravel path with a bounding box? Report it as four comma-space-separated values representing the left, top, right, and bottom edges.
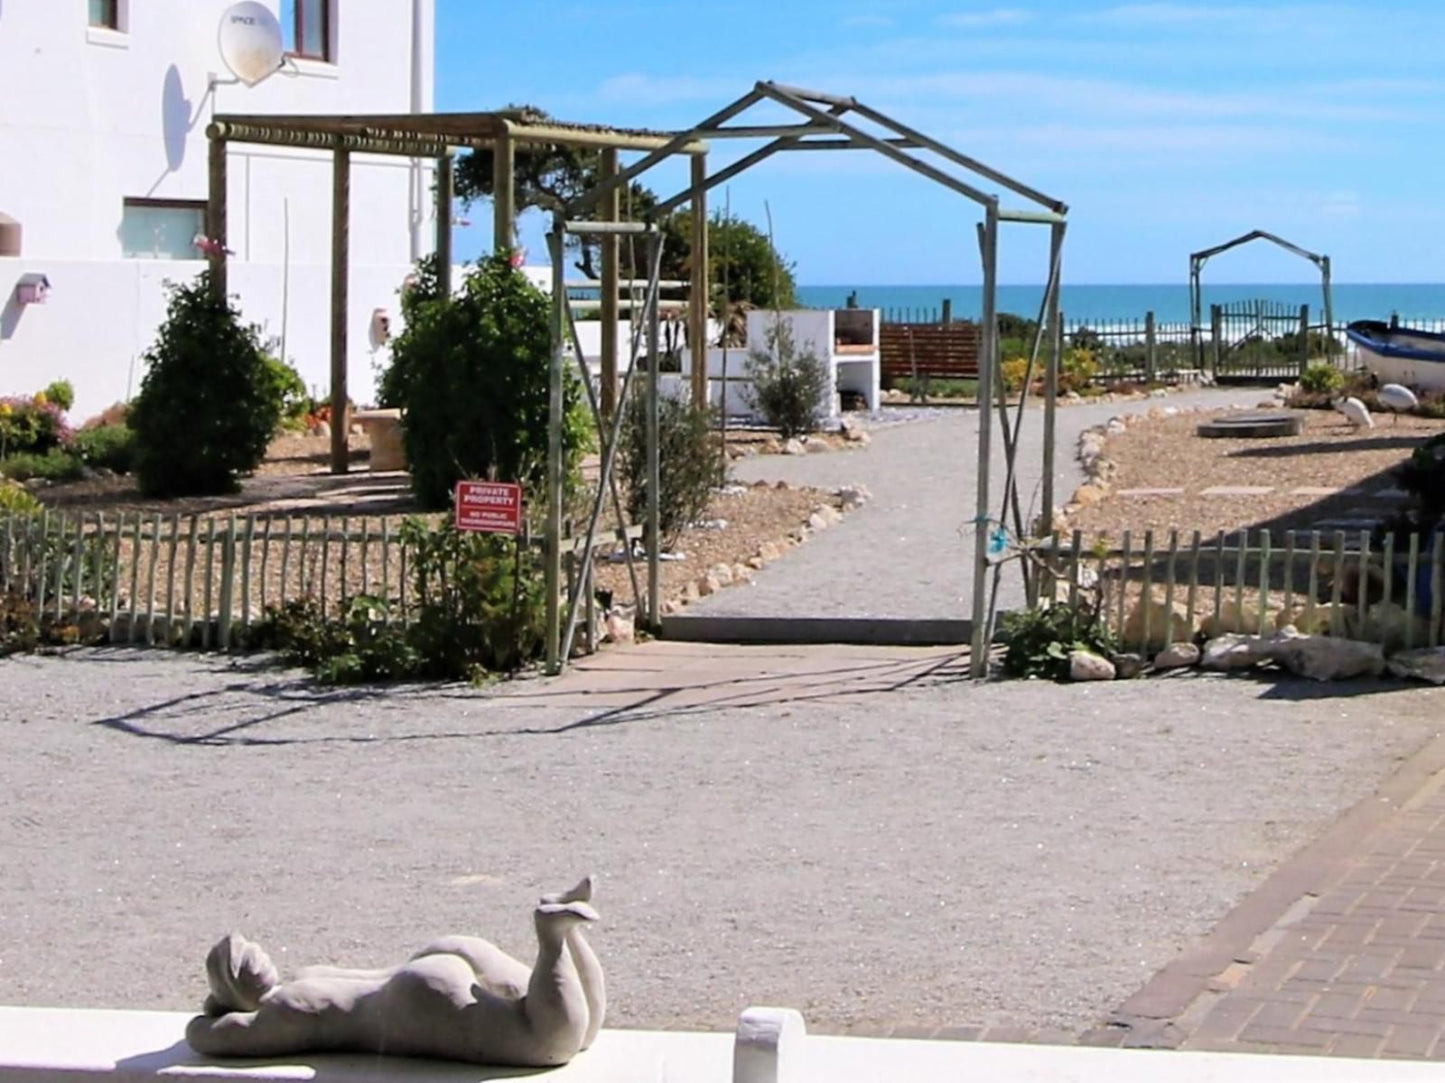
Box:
1, 648, 1439, 1036
693, 390, 1254, 620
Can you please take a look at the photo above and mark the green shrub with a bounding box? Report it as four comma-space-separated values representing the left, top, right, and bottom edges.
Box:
380, 255, 590, 510
746, 318, 829, 439
1299, 361, 1345, 395
262, 355, 310, 431
72, 425, 135, 474
0, 450, 83, 483
129, 272, 281, 497
0, 395, 72, 457
258, 516, 545, 683
620, 393, 720, 549
0, 480, 41, 514
41, 380, 75, 413
999, 600, 1116, 681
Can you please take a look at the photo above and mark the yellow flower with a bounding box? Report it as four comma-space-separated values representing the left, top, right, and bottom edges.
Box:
33, 391, 47, 406
0, 402, 11, 417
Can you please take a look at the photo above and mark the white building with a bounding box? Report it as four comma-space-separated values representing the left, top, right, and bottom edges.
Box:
0, 0, 436, 421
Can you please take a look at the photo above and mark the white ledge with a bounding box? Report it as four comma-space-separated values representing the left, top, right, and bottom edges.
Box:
85, 27, 129, 49
3, 1005, 1445, 1082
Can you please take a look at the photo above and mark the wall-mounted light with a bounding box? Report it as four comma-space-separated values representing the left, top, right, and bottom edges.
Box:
370, 308, 391, 349
15, 273, 50, 306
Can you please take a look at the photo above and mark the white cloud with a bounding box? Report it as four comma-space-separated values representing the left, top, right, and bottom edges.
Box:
937, 7, 1033, 27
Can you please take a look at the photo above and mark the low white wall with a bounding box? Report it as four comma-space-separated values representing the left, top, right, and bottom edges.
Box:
0, 258, 412, 422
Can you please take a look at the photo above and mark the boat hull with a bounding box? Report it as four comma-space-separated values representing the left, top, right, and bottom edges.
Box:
1347, 320, 1445, 393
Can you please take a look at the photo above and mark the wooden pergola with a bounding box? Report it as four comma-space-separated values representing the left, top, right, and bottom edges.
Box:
203, 110, 710, 473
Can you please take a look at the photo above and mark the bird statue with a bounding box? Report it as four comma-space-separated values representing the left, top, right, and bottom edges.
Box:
1332, 395, 1374, 431
192, 233, 234, 259
1377, 383, 1420, 425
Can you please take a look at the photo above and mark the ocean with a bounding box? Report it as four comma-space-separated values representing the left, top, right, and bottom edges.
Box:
795, 283, 1445, 325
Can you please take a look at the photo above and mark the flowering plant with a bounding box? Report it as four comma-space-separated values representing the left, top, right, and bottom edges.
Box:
0, 394, 73, 457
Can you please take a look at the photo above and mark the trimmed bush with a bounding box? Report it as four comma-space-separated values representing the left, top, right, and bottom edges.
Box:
381, 255, 590, 510
0, 450, 83, 484
129, 272, 281, 497
745, 318, 829, 439
41, 380, 75, 413
0, 479, 41, 515
262, 355, 310, 432
72, 424, 136, 474
1300, 361, 1345, 395
620, 392, 720, 549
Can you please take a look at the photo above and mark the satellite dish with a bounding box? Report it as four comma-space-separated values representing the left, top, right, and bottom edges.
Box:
218, 1, 285, 88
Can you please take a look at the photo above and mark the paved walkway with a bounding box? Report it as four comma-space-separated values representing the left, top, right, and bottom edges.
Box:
693, 391, 1250, 621
1093, 724, 1445, 1061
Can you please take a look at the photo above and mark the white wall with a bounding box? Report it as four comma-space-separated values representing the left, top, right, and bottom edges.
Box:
0, 0, 436, 419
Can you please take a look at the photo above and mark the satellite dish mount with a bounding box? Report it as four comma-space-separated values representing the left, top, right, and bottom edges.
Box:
217, 1, 286, 88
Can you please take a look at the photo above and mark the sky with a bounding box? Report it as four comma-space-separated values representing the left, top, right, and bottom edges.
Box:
435, 1, 1445, 286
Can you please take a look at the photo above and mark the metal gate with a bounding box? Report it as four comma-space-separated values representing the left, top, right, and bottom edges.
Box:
1206, 299, 1312, 381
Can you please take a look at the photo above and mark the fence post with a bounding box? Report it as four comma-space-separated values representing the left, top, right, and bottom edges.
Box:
218, 515, 236, 651
1144, 311, 1157, 384
1209, 304, 1222, 377
941, 298, 952, 325
1298, 303, 1310, 374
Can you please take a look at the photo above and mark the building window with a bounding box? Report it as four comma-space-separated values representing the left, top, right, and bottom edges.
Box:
120, 199, 207, 260
88, 0, 120, 29
281, 0, 332, 62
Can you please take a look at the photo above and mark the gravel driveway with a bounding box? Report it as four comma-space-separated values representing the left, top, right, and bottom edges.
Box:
696, 390, 1254, 620
1, 648, 1438, 1036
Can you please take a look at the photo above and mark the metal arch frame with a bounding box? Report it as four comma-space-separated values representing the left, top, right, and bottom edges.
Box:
547, 81, 1070, 678
1189, 230, 1336, 366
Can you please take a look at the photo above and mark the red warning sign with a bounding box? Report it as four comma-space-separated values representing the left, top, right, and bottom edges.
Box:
454, 480, 523, 535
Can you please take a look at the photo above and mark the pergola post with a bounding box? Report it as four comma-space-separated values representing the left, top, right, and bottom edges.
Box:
689, 152, 710, 407
493, 133, 515, 255
329, 148, 351, 475
1041, 219, 1065, 543
970, 204, 1000, 679
545, 219, 567, 674
435, 152, 453, 298
206, 136, 228, 299
1322, 256, 1335, 362
599, 148, 620, 419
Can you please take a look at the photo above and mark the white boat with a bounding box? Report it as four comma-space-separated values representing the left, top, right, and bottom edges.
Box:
1346, 320, 1445, 392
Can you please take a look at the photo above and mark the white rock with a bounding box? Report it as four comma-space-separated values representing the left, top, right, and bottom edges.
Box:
1154, 642, 1201, 670
708, 563, 734, 586
1201, 633, 1274, 671
604, 614, 635, 644
759, 541, 782, 562
697, 574, 722, 597
1388, 647, 1445, 685
1069, 650, 1117, 681
836, 485, 871, 510
812, 504, 842, 526
807, 512, 829, 531
1106, 419, 1128, 435
839, 416, 868, 442
781, 438, 806, 455
805, 438, 830, 454
732, 563, 753, 583
1122, 595, 1194, 651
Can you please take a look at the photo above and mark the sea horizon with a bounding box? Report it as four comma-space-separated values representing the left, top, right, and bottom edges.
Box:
796, 283, 1445, 325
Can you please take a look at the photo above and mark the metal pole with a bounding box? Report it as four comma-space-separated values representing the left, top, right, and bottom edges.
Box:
689, 152, 710, 407
970, 204, 1000, 679
1322, 257, 1335, 363
599, 147, 620, 419
434, 153, 453, 299
1042, 219, 1064, 549
545, 217, 567, 674
1144, 310, 1157, 383
329, 148, 350, 476
646, 232, 663, 629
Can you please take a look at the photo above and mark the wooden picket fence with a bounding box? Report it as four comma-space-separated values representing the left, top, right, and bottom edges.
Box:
1039, 528, 1445, 652
0, 509, 424, 649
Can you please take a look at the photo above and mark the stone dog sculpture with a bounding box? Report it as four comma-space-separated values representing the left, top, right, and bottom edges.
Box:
186, 877, 604, 1068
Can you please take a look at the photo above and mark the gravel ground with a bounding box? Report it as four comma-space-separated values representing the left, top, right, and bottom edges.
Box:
1072, 408, 1445, 538
693, 390, 1251, 620
1, 649, 1439, 1036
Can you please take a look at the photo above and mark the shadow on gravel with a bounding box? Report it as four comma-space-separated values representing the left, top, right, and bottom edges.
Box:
79, 651, 969, 747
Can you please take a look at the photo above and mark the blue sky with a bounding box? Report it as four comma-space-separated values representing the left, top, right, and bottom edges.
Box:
436, 1, 1445, 285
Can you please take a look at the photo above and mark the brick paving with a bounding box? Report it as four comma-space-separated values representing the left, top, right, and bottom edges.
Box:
1090, 730, 1445, 1060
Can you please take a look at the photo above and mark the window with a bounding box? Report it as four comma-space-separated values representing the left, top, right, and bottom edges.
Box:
88, 0, 119, 29
120, 199, 207, 260
281, 0, 332, 62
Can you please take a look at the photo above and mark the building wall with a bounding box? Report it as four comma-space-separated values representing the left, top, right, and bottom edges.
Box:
0, 0, 436, 419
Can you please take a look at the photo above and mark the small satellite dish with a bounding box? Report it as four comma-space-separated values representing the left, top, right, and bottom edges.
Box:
218, 1, 285, 88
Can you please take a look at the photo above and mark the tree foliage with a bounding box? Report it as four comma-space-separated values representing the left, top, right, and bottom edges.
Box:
129, 272, 281, 497
380, 255, 591, 511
